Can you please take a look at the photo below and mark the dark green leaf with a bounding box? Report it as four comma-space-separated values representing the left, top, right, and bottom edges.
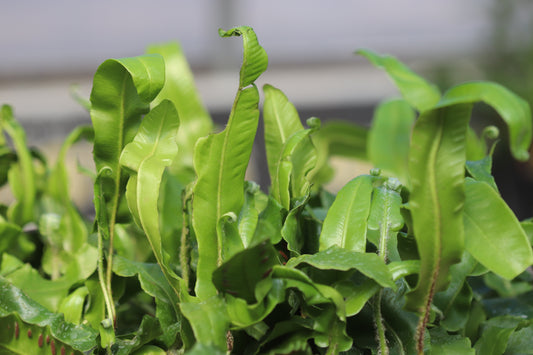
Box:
429, 328, 474, 355
286, 246, 395, 289
474, 316, 528, 355
0, 277, 98, 352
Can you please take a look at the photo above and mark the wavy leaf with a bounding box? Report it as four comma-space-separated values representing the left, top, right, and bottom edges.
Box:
90, 54, 165, 239
357, 49, 441, 111
192, 26, 267, 299
319, 175, 374, 252
463, 178, 533, 279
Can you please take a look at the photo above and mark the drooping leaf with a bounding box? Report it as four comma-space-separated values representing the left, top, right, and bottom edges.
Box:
367, 99, 415, 183
0, 105, 36, 226
286, 246, 395, 289
57, 286, 89, 325
357, 49, 441, 112
0, 277, 98, 353
463, 178, 533, 279
439, 81, 532, 161
192, 26, 267, 299
319, 175, 374, 252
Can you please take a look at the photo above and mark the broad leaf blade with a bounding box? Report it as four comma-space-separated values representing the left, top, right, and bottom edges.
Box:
463, 178, 533, 279
0, 277, 98, 352
357, 49, 441, 111
319, 175, 373, 252
120, 100, 180, 281
192, 26, 267, 299
263, 84, 304, 191
90, 54, 165, 237
406, 104, 471, 312
286, 246, 395, 289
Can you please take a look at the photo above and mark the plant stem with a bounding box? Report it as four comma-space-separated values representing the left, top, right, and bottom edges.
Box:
97, 228, 115, 328
374, 290, 388, 355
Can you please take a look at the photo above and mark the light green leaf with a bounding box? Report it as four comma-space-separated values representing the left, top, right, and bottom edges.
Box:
112, 255, 180, 316
357, 49, 441, 111
463, 178, 533, 279
368, 99, 415, 183
439, 81, 532, 161
319, 175, 374, 252
219, 26, 268, 88
0, 105, 36, 226
146, 42, 212, 178
405, 103, 471, 312
90, 53, 165, 241
192, 26, 267, 299
179, 297, 229, 351
57, 286, 89, 325
120, 99, 181, 291
465, 156, 498, 191
263, 84, 304, 193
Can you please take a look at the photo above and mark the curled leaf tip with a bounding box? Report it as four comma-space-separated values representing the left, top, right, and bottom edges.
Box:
370, 168, 381, 176
482, 125, 500, 140
384, 177, 402, 192
306, 117, 321, 130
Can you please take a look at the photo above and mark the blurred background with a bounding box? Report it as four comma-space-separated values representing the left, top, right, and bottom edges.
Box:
1, 0, 533, 217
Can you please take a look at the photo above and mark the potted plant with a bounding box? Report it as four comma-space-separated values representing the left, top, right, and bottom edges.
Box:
1, 26, 532, 355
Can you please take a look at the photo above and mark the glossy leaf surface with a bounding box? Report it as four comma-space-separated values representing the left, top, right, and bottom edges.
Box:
463, 178, 533, 279
319, 175, 373, 252
0, 278, 98, 352
192, 26, 267, 299
120, 100, 180, 286
439, 81, 532, 161
90, 54, 165, 236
